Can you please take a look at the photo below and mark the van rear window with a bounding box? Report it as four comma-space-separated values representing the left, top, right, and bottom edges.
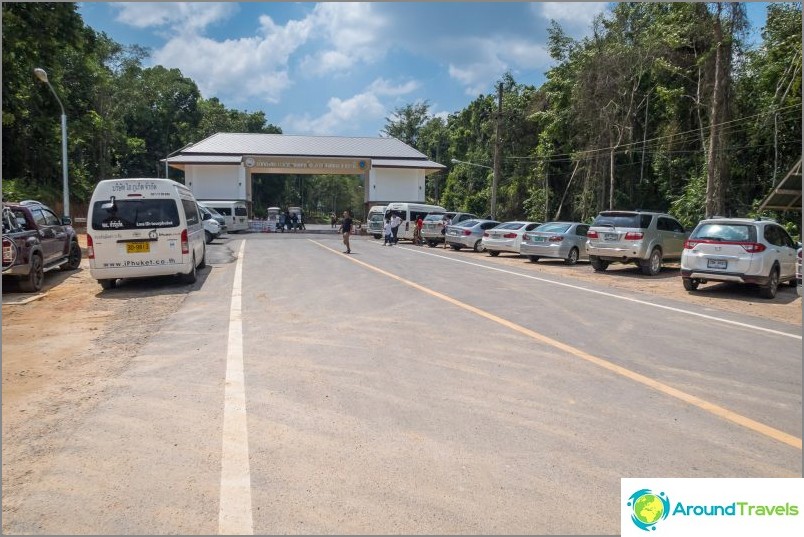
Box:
235, 207, 248, 217
593, 213, 651, 229
91, 199, 180, 230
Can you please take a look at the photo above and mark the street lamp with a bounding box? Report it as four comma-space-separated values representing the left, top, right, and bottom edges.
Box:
450, 158, 498, 219
164, 142, 194, 180
34, 68, 69, 217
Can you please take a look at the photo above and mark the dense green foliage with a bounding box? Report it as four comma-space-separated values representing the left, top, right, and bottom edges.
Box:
2, 2, 801, 234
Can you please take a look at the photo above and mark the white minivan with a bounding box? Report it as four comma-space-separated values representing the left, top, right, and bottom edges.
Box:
385, 202, 446, 241
199, 200, 249, 232
87, 178, 206, 289
367, 205, 387, 239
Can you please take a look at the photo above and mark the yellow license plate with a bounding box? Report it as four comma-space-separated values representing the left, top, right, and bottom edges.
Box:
126, 242, 150, 254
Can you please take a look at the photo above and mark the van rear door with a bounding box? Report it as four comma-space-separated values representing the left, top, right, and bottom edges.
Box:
90, 197, 186, 267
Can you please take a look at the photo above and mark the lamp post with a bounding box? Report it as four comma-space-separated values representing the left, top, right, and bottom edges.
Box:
451, 158, 497, 219
34, 68, 69, 217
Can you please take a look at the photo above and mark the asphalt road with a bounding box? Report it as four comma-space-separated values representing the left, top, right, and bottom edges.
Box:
5, 232, 802, 534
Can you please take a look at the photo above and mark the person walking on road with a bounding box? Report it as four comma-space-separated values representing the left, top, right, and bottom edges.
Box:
330, 212, 337, 228
413, 215, 424, 246
390, 213, 402, 244
383, 218, 393, 246
339, 210, 353, 254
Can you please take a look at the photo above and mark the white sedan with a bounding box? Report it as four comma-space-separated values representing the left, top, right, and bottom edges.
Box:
481, 221, 542, 257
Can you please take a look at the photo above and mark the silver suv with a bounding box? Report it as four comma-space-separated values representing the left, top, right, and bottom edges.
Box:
680, 217, 799, 299
586, 211, 688, 275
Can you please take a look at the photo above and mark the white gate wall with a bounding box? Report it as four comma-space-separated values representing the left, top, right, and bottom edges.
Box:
369, 168, 425, 203
185, 165, 245, 200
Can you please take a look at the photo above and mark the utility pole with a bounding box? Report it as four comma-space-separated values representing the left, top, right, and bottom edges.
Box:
491, 82, 503, 220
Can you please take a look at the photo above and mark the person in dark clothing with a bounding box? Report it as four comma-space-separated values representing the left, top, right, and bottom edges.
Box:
339, 210, 353, 254
284, 209, 292, 231
291, 212, 299, 231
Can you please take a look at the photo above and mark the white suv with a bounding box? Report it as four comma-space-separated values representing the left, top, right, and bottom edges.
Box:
680, 217, 799, 299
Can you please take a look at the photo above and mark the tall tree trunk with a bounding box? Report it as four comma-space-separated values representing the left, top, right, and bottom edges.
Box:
706, 3, 728, 218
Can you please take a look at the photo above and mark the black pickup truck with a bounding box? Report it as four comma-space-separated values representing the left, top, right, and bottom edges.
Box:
2, 200, 81, 292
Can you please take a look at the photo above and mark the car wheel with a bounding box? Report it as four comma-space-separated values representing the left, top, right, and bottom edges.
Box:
99, 278, 117, 290
182, 255, 197, 284
198, 245, 206, 269
759, 266, 780, 299
564, 247, 579, 266
205, 230, 213, 244
474, 240, 486, 253
428, 240, 437, 247
641, 248, 663, 276
373, 234, 381, 240
488, 250, 500, 257
682, 278, 699, 291
590, 256, 609, 272
62, 240, 82, 271
450, 244, 462, 251
528, 256, 540, 263
19, 254, 44, 292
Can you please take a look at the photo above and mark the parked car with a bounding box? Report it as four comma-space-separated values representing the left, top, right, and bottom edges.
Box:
445, 219, 501, 252
422, 211, 479, 246
586, 210, 687, 275
481, 221, 541, 257
199, 202, 227, 233
680, 217, 800, 299
520, 222, 590, 265
2, 200, 81, 292
199, 204, 224, 243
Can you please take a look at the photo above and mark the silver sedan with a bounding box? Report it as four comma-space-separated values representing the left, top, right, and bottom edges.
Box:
520, 222, 591, 265
445, 219, 501, 252
481, 221, 541, 257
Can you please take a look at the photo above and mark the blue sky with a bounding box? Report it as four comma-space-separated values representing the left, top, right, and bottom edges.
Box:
77, 2, 770, 138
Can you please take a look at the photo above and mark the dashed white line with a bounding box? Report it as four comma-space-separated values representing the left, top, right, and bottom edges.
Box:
218, 240, 253, 535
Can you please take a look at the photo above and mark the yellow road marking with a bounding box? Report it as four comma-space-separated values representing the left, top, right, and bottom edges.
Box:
310, 239, 802, 451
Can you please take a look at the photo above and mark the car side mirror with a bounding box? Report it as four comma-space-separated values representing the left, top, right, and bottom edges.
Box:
61, 216, 72, 225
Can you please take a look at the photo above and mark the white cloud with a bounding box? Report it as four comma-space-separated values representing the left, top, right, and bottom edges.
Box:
537, 2, 609, 33
368, 78, 420, 97
299, 2, 389, 75
114, 2, 236, 31
282, 92, 386, 136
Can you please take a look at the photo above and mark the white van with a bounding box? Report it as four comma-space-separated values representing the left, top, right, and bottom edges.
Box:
367, 205, 387, 239
87, 178, 206, 289
385, 202, 446, 241
200, 200, 249, 232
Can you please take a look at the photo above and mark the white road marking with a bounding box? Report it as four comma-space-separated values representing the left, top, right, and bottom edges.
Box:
379, 242, 801, 340
218, 240, 253, 535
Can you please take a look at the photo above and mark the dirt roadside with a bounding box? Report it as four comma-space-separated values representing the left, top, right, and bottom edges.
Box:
1, 234, 801, 530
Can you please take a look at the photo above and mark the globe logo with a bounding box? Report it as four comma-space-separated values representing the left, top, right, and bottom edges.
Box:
627, 489, 670, 531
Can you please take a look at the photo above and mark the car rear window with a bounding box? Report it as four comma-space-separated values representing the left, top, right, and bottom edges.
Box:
593, 213, 652, 228
536, 223, 571, 234
91, 199, 180, 230
691, 223, 756, 242
424, 214, 443, 222
497, 222, 526, 230
457, 219, 479, 227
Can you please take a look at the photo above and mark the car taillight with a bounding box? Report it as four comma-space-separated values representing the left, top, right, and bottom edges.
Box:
181, 229, 189, 254
523, 234, 531, 241
624, 232, 644, 240
587, 230, 599, 239
87, 235, 95, 259
684, 239, 699, 250
483, 232, 490, 237
548, 235, 563, 242
741, 242, 766, 253
503, 233, 517, 239
2, 237, 13, 264
462, 229, 472, 236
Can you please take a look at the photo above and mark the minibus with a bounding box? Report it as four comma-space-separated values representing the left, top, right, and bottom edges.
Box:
384, 202, 446, 241
199, 200, 249, 232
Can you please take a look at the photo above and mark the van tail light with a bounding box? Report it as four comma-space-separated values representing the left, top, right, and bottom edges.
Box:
462, 229, 472, 236
624, 232, 644, 240
87, 235, 95, 259
181, 229, 189, 254
3, 237, 14, 264
741, 242, 766, 253
548, 235, 564, 242
503, 233, 517, 239
587, 230, 599, 239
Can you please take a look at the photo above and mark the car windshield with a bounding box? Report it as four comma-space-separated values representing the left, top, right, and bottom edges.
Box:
691, 223, 756, 242
536, 223, 571, 233
593, 212, 651, 228
91, 199, 180, 230
369, 214, 384, 222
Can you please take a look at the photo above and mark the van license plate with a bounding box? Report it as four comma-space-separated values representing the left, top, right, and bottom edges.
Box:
126, 242, 150, 254
707, 258, 727, 270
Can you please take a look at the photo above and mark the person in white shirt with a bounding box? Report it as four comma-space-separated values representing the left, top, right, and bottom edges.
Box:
390, 214, 402, 244
383, 219, 393, 246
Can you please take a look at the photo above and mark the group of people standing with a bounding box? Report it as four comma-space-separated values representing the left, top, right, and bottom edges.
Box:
382, 213, 404, 246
